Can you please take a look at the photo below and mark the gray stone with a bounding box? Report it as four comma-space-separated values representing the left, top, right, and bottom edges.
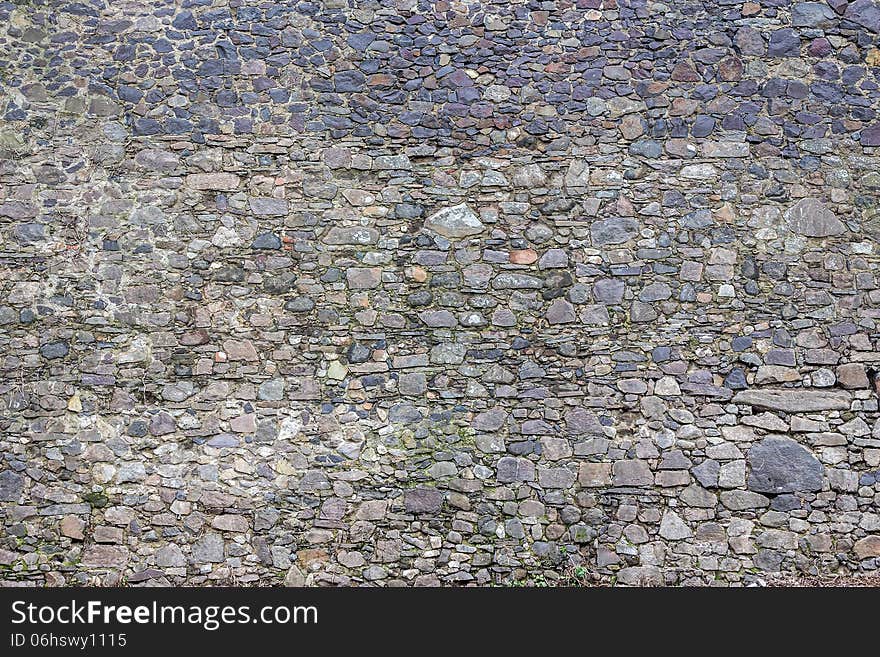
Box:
0, 470, 24, 501
388, 403, 423, 423
732, 389, 850, 412
546, 298, 576, 324
404, 487, 443, 513
258, 379, 286, 401
784, 198, 846, 237
473, 409, 507, 431
659, 511, 692, 540
40, 341, 69, 359
192, 533, 225, 563
424, 204, 484, 238
612, 460, 653, 486
252, 233, 282, 249
155, 543, 187, 568
747, 437, 823, 494
496, 457, 535, 483
492, 273, 543, 289
844, 0, 880, 33
249, 197, 288, 216
323, 226, 379, 245
590, 217, 639, 245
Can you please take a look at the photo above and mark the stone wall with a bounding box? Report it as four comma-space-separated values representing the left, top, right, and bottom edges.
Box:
2, 0, 880, 587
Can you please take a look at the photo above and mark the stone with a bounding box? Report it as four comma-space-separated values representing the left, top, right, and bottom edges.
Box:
473, 409, 507, 431
249, 197, 288, 216
659, 511, 692, 540
60, 515, 85, 540
404, 487, 443, 514
836, 364, 868, 389
590, 217, 639, 246
784, 198, 846, 237
496, 457, 535, 483
0, 470, 25, 501
323, 226, 379, 245
792, 3, 837, 28
40, 341, 69, 359
511, 164, 547, 188
186, 173, 240, 190
283, 565, 306, 586
546, 299, 576, 324
212, 515, 249, 532
388, 403, 422, 423
720, 490, 770, 511
346, 267, 382, 289
155, 543, 187, 568
767, 29, 801, 57
578, 462, 612, 487
732, 389, 850, 412
844, 0, 880, 33
424, 204, 484, 238
192, 533, 225, 563
747, 437, 823, 494
81, 545, 129, 568
862, 123, 880, 147
252, 233, 282, 249
258, 379, 286, 401
612, 460, 653, 486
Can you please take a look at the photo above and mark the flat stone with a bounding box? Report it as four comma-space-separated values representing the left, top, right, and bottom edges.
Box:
81, 545, 129, 568
155, 543, 187, 568
566, 408, 604, 435
590, 217, 639, 246
60, 515, 85, 540
748, 437, 823, 494
792, 2, 837, 28
211, 514, 249, 532
185, 173, 240, 190
249, 197, 288, 216
323, 226, 379, 245
578, 462, 612, 487
346, 267, 382, 289
388, 403, 422, 423
473, 409, 507, 431
720, 490, 770, 510
612, 460, 653, 486
192, 533, 225, 563
837, 363, 868, 389
844, 0, 880, 33
492, 273, 543, 289
732, 388, 850, 412
496, 457, 535, 483
251, 232, 281, 250
546, 298, 576, 324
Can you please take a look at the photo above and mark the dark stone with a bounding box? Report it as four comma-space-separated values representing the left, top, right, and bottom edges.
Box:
0, 470, 25, 501
748, 437, 823, 494
252, 233, 282, 249
40, 341, 69, 359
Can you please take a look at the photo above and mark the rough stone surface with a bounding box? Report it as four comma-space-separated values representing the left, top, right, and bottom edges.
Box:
423, 204, 484, 239
1, 1, 879, 589
748, 438, 824, 494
